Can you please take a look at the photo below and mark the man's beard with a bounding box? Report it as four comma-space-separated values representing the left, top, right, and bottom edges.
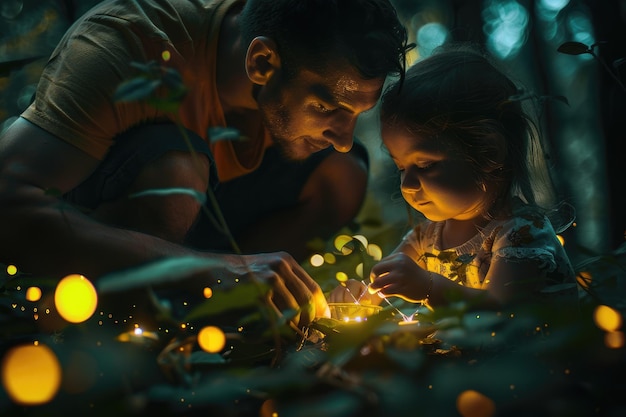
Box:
259, 102, 310, 161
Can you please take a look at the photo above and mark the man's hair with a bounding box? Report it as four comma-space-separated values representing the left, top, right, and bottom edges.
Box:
240, 0, 411, 80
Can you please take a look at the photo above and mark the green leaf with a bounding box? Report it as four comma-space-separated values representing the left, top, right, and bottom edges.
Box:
183, 280, 269, 322
114, 77, 161, 102
128, 187, 207, 204
557, 41, 591, 55
208, 127, 243, 142
98, 256, 224, 294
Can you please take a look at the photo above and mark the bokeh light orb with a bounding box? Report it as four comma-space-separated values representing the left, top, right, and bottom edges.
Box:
335, 271, 348, 283
310, 254, 324, 267
25, 286, 42, 302
594, 305, 622, 332
1, 344, 62, 405
197, 326, 226, 353
6, 264, 18, 276
203, 287, 213, 299
456, 389, 496, 417
54, 274, 98, 323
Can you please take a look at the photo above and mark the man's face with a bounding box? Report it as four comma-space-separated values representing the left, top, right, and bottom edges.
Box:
256, 63, 384, 160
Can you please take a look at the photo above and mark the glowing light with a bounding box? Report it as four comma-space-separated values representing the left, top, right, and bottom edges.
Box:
260, 399, 278, 417
6, 264, 17, 275
334, 234, 353, 253
416, 22, 449, 58
310, 254, 324, 267
367, 244, 383, 260
197, 326, 226, 353
323, 253, 336, 264
605, 331, 625, 349
355, 263, 363, 278
25, 286, 42, 302
594, 305, 622, 332
54, 274, 97, 323
203, 287, 213, 299
557, 235, 565, 246
116, 327, 159, 343
335, 271, 348, 283
162, 50, 171, 61
353, 234, 368, 248
328, 302, 382, 322
576, 271, 591, 289
456, 389, 496, 417
483, 0, 529, 60
1, 344, 62, 405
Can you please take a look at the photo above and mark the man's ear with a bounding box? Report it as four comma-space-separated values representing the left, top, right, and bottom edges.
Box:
245, 36, 280, 85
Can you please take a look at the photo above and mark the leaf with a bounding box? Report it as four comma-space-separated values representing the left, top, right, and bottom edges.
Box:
557, 41, 591, 55
540, 282, 578, 294
188, 351, 227, 365
183, 280, 269, 322
97, 256, 225, 294
114, 77, 161, 102
128, 187, 207, 204
208, 127, 244, 142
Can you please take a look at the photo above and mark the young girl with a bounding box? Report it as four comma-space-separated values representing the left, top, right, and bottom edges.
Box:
331, 45, 577, 311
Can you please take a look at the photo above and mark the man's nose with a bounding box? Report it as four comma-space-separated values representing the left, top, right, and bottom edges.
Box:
324, 114, 356, 153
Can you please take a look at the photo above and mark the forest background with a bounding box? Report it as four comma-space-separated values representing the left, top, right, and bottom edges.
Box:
1, 1, 625, 416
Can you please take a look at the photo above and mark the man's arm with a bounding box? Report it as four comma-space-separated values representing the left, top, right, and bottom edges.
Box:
0, 118, 327, 325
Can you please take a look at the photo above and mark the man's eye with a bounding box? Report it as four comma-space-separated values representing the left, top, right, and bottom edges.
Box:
312, 103, 332, 113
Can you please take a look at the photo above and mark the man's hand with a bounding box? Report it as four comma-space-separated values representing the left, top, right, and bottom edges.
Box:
238, 252, 330, 327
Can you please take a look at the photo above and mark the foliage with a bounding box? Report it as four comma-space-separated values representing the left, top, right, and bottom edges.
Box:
558, 41, 626, 92
0, 35, 624, 417
1, 239, 625, 417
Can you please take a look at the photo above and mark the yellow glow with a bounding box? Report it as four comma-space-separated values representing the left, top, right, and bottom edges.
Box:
203, 287, 213, 299
1, 344, 62, 405
605, 331, 625, 349
356, 263, 363, 278
161, 50, 171, 61
310, 254, 324, 267
594, 305, 622, 332
54, 274, 98, 323
334, 234, 353, 253
335, 271, 348, 282
456, 389, 496, 417
25, 286, 42, 302
576, 271, 592, 289
556, 235, 565, 246
323, 253, 336, 264
197, 326, 226, 353
6, 264, 17, 276
260, 399, 278, 417
367, 244, 383, 260
353, 234, 368, 248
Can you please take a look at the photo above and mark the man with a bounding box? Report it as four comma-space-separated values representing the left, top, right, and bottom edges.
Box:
0, 0, 409, 327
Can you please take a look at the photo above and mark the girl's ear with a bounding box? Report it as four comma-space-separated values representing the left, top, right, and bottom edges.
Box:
245, 36, 281, 85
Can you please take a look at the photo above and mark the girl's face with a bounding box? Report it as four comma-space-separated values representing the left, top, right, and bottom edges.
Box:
382, 124, 490, 222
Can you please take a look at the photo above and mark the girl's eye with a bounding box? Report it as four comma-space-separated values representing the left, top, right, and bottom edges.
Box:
416, 161, 435, 170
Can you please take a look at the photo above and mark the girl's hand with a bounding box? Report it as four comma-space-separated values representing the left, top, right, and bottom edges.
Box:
368, 252, 432, 303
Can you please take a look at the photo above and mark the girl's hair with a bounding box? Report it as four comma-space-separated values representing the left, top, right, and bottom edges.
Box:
240, 0, 412, 82
381, 43, 562, 220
